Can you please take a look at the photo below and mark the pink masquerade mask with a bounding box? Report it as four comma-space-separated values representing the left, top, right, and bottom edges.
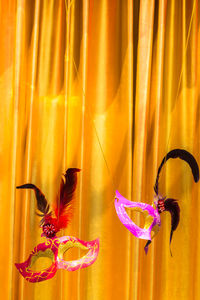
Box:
115, 149, 199, 254
16, 169, 99, 282
15, 236, 99, 283
115, 191, 161, 241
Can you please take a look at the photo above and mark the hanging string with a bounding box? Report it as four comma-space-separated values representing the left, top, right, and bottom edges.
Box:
174, 0, 196, 104
64, 0, 117, 192
71, 56, 117, 191
157, 0, 196, 190
64, 0, 196, 197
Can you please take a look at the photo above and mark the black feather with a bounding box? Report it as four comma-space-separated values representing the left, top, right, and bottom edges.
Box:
144, 240, 151, 255
154, 149, 199, 195
164, 198, 180, 255
16, 184, 50, 216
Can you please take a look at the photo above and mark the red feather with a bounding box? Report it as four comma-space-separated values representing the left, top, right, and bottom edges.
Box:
54, 168, 81, 230
16, 168, 80, 238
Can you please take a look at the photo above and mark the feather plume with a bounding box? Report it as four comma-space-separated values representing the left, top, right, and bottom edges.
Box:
154, 149, 199, 195
164, 198, 180, 255
54, 168, 81, 230
16, 184, 51, 217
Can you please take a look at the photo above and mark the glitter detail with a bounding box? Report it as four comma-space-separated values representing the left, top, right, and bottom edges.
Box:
42, 223, 57, 238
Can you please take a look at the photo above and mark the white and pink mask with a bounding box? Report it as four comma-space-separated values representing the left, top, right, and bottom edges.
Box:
15, 236, 99, 283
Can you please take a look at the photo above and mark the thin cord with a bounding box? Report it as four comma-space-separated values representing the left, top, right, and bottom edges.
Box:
65, 1, 195, 197
160, 0, 195, 188
64, 0, 116, 191
71, 57, 117, 191
174, 0, 196, 103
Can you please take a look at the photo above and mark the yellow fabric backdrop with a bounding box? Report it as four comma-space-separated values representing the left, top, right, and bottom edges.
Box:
0, 0, 200, 299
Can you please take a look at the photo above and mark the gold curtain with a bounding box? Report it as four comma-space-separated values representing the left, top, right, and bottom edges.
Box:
0, 0, 200, 299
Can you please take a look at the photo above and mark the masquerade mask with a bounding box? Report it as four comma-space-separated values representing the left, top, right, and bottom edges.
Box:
15, 236, 99, 283
115, 190, 161, 241
16, 169, 99, 281
114, 149, 199, 254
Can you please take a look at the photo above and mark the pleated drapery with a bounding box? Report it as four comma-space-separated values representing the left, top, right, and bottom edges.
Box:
0, 0, 200, 299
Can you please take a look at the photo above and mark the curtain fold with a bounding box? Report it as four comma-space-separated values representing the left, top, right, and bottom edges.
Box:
0, 0, 200, 299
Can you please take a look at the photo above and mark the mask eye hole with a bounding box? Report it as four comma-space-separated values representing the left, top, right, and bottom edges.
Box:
30, 257, 53, 271
125, 207, 151, 229
58, 241, 89, 260
28, 249, 54, 271
125, 207, 145, 227
62, 246, 88, 261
